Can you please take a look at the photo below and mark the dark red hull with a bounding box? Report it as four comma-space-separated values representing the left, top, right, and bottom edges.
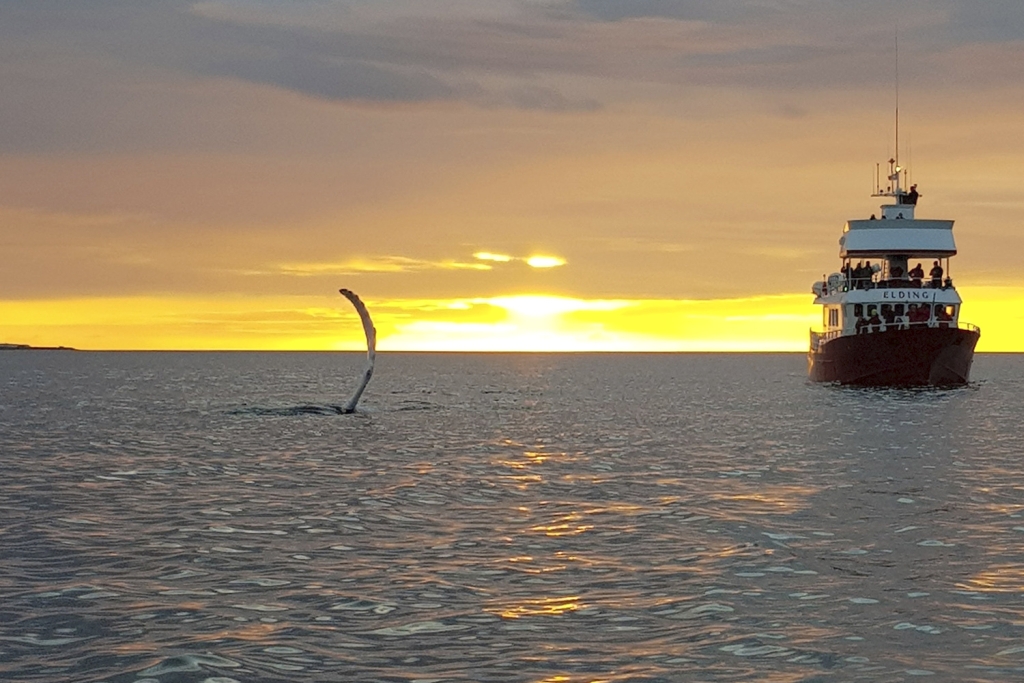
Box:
808, 326, 979, 386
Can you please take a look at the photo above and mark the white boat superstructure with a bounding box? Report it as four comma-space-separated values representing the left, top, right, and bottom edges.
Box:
808, 158, 979, 385
811, 159, 969, 343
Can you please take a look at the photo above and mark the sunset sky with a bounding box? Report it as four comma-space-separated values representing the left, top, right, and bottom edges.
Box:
2, 1, 1023, 351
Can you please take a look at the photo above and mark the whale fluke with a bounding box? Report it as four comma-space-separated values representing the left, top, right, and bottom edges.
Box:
337, 288, 376, 413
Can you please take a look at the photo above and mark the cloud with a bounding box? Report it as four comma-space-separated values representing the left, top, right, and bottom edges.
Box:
484, 294, 625, 316
3, 0, 1023, 146
525, 255, 567, 268
277, 256, 492, 275
947, 1, 1024, 42
473, 252, 514, 263
0, 0, 599, 117
277, 251, 569, 277
473, 252, 567, 269
570, 0, 778, 23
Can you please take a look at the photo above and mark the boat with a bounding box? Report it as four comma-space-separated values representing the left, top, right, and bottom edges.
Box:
807, 157, 980, 386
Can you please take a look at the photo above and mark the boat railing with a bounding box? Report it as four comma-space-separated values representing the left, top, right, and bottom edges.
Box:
821, 275, 956, 296
810, 320, 980, 351
809, 328, 843, 351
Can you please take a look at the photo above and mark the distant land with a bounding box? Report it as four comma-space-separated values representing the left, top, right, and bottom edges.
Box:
0, 343, 76, 351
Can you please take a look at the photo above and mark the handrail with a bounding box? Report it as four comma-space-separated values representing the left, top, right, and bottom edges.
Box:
809, 328, 843, 344
818, 275, 956, 297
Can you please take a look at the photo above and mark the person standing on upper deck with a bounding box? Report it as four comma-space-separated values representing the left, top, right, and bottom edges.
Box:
906, 184, 920, 205
909, 262, 925, 287
929, 261, 943, 289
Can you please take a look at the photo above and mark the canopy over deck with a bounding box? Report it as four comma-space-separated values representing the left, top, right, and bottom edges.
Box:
839, 218, 956, 258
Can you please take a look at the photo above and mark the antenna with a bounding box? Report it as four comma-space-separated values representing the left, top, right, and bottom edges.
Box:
908, 130, 912, 187
871, 27, 908, 200
894, 27, 899, 170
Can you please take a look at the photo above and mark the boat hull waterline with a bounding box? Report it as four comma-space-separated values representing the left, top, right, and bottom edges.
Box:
808, 326, 979, 386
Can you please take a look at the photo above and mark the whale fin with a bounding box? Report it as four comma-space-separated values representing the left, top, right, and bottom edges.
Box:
338, 288, 376, 413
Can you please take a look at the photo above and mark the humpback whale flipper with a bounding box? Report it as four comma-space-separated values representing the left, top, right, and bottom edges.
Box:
337, 288, 376, 414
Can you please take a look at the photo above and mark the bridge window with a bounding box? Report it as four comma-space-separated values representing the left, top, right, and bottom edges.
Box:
932, 304, 956, 324
854, 304, 863, 317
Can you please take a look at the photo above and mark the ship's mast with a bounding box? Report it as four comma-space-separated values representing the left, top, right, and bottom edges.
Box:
874, 28, 905, 200
894, 28, 899, 176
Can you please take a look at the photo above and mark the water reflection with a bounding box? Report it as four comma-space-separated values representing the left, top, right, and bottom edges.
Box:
962, 566, 1024, 593
489, 596, 583, 619
2, 352, 1024, 681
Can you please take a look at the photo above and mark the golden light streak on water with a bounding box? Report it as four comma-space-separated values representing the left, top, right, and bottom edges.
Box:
501, 556, 568, 575
583, 503, 647, 516
502, 451, 556, 470
722, 493, 806, 512
708, 482, 820, 522
112, 641, 167, 654
960, 566, 1024, 593
179, 622, 286, 645
529, 522, 596, 537
530, 511, 595, 537
489, 595, 583, 619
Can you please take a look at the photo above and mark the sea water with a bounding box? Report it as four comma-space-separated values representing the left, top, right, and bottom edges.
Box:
1, 351, 1023, 682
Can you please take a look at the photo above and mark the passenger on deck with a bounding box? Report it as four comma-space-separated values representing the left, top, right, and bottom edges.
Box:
852, 261, 865, 289
856, 317, 868, 334
909, 262, 925, 287
906, 184, 919, 205
868, 312, 882, 333
864, 261, 875, 288
929, 261, 944, 288
881, 304, 896, 327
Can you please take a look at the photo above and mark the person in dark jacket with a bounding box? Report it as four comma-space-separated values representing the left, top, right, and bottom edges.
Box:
909, 262, 925, 286
906, 184, 920, 205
